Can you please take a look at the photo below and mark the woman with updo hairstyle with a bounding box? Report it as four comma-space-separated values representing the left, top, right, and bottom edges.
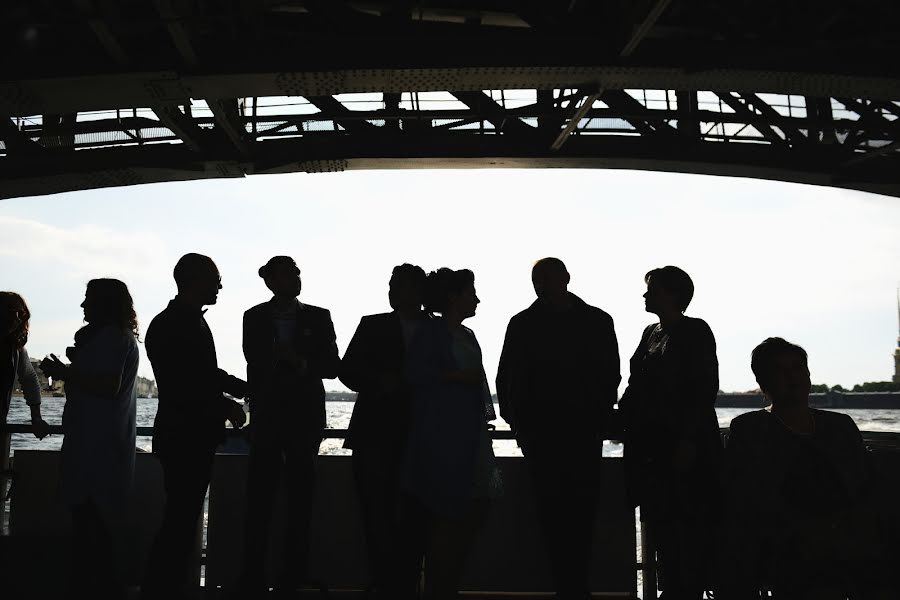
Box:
618, 266, 721, 599
40, 278, 140, 598
402, 267, 501, 600
0, 291, 50, 439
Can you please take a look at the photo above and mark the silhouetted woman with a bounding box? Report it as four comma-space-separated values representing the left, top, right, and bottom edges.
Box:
1, 291, 50, 439
619, 266, 721, 599
403, 268, 501, 600
41, 279, 140, 599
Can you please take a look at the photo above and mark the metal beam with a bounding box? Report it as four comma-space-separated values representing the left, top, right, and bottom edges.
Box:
599, 90, 677, 138
620, 0, 673, 57
843, 141, 900, 166
553, 0, 672, 151
73, 0, 128, 65
155, 0, 199, 67
551, 89, 601, 151
0, 117, 43, 153
4, 130, 899, 201
450, 91, 533, 135
676, 90, 700, 140
740, 93, 808, 146
714, 92, 787, 145
207, 99, 248, 155
304, 96, 379, 134
153, 105, 205, 152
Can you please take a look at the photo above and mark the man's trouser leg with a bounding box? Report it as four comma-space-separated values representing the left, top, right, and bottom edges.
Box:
240, 432, 285, 588
142, 450, 213, 599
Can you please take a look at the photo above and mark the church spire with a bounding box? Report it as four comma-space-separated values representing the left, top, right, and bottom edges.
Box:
895, 287, 900, 384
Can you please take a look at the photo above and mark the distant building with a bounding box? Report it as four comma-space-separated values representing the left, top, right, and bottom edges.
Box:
12, 360, 62, 396
14, 362, 158, 398
136, 376, 158, 398
894, 289, 899, 384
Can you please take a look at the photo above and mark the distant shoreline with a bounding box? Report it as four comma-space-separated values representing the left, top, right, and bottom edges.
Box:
716, 391, 900, 409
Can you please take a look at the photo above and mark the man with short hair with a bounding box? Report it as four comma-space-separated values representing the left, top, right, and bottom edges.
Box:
340, 263, 429, 599
496, 257, 620, 600
141, 253, 248, 600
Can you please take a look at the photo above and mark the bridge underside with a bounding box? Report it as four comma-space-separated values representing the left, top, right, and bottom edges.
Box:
2, 1, 900, 199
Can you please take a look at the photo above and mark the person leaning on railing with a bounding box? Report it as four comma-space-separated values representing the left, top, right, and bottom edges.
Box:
717, 337, 890, 600
0, 291, 50, 440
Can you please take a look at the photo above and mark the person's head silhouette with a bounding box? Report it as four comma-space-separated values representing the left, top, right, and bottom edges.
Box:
532, 258, 570, 306
0, 291, 30, 349
424, 268, 478, 322
81, 278, 139, 337
174, 253, 221, 308
259, 256, 302, 300
389, 263, 426, 313
751, 337, 811, 408
643, 265, 693, 318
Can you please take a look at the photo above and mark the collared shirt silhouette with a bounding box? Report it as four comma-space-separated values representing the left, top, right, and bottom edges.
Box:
239, 256, 339, 592
496, 258, 620, 600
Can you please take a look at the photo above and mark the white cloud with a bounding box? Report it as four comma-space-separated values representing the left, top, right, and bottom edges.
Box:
0, 216, 169, 281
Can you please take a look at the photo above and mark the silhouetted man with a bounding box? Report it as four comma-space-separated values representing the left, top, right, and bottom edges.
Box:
142, 253, 247, 600
496, 258, 620, 600
239, 256, 340, 592
340, 264, 428, 599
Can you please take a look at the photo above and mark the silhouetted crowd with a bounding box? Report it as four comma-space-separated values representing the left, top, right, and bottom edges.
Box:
0, 256, 893, 600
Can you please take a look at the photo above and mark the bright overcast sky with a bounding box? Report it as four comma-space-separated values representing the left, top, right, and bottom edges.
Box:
1, 168, 898, 395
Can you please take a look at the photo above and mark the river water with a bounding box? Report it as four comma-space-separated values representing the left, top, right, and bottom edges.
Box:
7, 397, 900, 455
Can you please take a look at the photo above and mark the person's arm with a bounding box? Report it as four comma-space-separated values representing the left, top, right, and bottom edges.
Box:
592, 314, 621, 435
216, 369, 248, 399
617, 324, 654, 414
41, 334, 127, 399
339, 317, 385, 393
673, 319, 719, 437
305, 309, 340, 380
495, 317, 521, 432
17, 348, 49, 439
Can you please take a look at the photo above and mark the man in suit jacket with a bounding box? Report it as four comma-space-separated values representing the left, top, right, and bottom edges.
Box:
142, 253, 248, 600
340, 263, 428, 600
239, 256, 340, 592
496, 258, 620, 600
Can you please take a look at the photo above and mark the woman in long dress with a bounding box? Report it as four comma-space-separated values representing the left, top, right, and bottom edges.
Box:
403, 268, 502, 600
619, 266, 721, 599
41, 278, 140, 599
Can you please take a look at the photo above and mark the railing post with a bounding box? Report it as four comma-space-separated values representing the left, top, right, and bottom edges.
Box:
640, 510, 657, 600
1, 428, 11, 534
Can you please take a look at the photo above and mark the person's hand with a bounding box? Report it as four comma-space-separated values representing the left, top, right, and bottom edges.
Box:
31, 418, 51, 440
226, 400, 247, 430
39, 354, 68, 380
